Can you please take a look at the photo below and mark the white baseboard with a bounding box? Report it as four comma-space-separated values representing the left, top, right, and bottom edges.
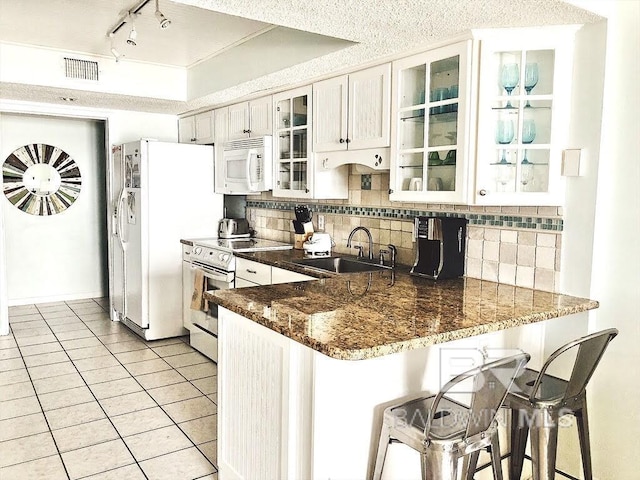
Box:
8, 291, 106, 306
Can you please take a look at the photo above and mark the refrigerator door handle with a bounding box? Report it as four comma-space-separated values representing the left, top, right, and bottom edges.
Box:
117, 190, 128, 248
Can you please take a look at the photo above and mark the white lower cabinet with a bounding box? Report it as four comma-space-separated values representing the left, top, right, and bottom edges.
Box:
235, 258, 271, 286
218, 307, 540, 479
235, 259, 314, 287
271, 266, 314, 284
234, 277, 259, 288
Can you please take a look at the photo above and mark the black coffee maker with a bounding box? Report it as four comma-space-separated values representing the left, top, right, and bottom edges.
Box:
410, 216, 468, 280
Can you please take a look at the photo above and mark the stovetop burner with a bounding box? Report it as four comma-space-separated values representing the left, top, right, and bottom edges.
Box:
193, 237, 293, 253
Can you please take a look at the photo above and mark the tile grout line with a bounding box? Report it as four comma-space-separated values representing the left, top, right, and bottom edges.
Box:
67, 300, 218, 475
45, 300, 151, 480
5, 305, 73, 479
4, 298, 218, 478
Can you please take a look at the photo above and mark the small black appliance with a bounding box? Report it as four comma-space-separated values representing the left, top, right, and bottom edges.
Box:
410, 216, 468, 280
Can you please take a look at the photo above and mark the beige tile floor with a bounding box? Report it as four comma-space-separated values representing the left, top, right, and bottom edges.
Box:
0, 298, 218, 480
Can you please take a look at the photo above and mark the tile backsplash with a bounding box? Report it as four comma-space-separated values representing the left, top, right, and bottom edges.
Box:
246, 168, 562, 292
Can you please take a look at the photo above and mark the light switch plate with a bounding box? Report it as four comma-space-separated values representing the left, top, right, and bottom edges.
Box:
562, 149, 582, 176
317, 215, 325, 231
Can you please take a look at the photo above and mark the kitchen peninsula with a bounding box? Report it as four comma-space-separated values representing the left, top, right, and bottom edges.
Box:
204, 253, 597, 479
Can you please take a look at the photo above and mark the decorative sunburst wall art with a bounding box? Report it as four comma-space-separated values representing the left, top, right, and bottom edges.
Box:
2, 144, 82, 216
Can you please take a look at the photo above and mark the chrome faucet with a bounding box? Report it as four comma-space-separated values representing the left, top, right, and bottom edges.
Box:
379, 244, 397, 268
346, 226, 374, 260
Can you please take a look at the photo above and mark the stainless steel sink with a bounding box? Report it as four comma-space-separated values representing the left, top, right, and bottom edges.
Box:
292, 256, 391, 274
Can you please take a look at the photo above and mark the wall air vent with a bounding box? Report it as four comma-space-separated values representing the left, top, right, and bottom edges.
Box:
64, 57, 99, 81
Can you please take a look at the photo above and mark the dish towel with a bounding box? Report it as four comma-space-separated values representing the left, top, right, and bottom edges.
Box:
190, 269, 208, 311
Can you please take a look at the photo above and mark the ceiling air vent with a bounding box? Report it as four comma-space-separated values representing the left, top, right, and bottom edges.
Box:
64, 57, 99, 81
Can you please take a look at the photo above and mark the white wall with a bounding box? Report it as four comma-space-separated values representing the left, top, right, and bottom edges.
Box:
0, 101, 178, 332
0, 192, 8, 334
0, 114, 107, 304
562, 1, 640, 478
0, 43, 186, 101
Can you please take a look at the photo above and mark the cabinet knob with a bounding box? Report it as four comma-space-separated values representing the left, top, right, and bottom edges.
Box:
339, 138, 345, 143
479, 189, 487, 196
345, 138, 351, 144
388, 189, 394, 194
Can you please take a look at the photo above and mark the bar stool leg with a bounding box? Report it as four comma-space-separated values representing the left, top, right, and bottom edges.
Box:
575, 399, 593, 480
424, 448, 458, 480
509, 408, 530, 480
530, 409, 559, 480
372, 423, 391, 480
490, 431, 504, 480
465, 451, 480, 480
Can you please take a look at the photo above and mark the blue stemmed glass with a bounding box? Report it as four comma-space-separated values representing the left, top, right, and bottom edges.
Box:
500, 63, 520, 108
521, 119, 536, 189
524, 63, 539, 107
496, 119, 515, 164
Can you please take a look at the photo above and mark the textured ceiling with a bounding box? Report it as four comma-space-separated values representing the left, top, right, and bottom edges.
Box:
0, 0, 602, 115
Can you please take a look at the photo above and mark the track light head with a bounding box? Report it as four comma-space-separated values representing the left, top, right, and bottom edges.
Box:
155, 0, 171, 29
155, 10, 171, 29
126, 11, 137, 46
111, 47, 122, 62
126, 25, 137, 46
108, 33, 123, 62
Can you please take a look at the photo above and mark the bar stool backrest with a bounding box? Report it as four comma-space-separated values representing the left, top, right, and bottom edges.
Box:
425, 353, 530, 441
529, 328, 618, 403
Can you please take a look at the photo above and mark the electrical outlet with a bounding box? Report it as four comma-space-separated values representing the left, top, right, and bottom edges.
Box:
248, 209, 256, 223
318, 214, 325, 231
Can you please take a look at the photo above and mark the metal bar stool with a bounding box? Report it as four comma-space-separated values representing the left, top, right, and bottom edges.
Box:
371, 353, 530, 480
506, 328, 618, 480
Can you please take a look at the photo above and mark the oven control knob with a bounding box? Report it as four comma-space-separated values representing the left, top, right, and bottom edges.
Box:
193, 246, 202, 255
219, 253, 229, 262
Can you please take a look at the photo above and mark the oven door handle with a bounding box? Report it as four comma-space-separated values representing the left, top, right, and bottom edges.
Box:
191, 263, 230, 282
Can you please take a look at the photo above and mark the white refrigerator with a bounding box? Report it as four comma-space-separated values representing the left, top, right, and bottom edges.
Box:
108, 139, 223, 340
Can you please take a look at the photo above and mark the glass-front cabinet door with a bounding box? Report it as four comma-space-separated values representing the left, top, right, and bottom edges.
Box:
272, 86, 312, 198
390, 41, 471, 203
474, 31, 573, 205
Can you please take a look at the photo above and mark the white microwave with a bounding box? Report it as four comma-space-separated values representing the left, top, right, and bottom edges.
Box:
222, 136, 272, 194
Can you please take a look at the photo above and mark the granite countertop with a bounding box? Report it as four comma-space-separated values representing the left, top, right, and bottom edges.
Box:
204, 252, 599, 360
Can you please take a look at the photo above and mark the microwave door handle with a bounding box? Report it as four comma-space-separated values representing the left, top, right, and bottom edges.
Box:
247, 149, 259, 192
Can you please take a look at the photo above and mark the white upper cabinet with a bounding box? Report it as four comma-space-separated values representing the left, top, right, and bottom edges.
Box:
273, 86, 313, 198
313, 63, 391, 152
213, 107, 228, 194
228, 96, 273, 140
178, 111, 214, 144
473, 29, 575, 206
272, 86, 348, 199
389, 41, 472, 204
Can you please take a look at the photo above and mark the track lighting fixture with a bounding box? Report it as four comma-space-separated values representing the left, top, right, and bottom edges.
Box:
109, 33, 123, 62
106, 0, 172, 61
126, 12, 138, 46
155, 0, 171, 29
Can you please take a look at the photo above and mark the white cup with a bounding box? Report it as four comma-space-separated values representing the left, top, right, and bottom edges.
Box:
409, 177, 422, 191
428, 177, 443, 191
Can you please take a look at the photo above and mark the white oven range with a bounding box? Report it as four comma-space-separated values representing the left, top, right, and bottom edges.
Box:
182, 237, 292, 362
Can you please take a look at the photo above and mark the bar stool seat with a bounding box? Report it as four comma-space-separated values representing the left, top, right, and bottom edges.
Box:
371, 353, 530, 480
506, 328, 618, 480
